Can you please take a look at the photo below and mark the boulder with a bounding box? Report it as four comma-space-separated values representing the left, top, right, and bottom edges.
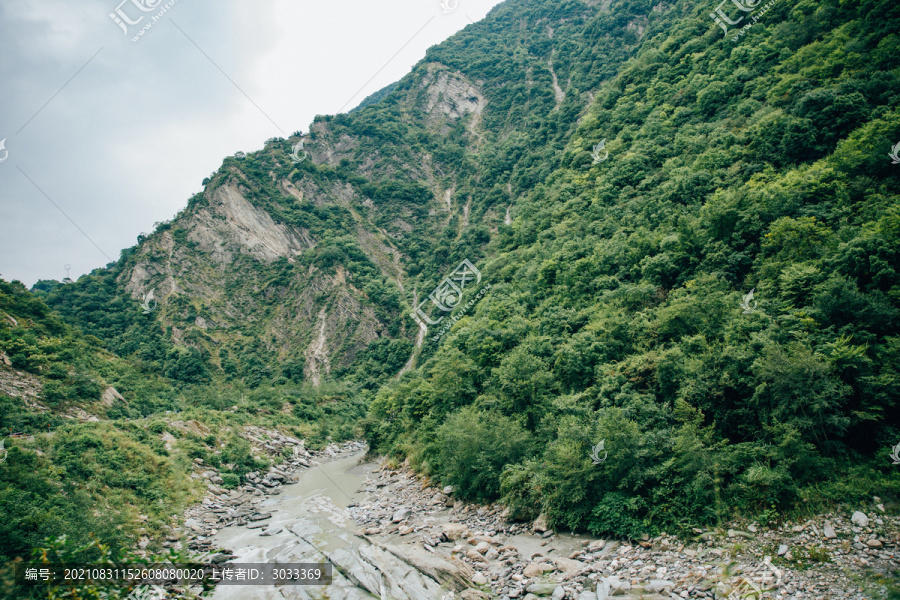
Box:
823, 522, 837, 539
533, 513, 550, 533
525, 582, 557, 596
851, 511, 869, 527
472, 572, 488, 586
392, 506, 410, 523
552, 557, 584, 576
466, 549, 487, 562
523, 562, 554, 578
443, 523, 471, 541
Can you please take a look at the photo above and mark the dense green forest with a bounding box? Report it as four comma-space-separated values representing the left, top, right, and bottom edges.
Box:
1, 0, 899, 594
365, 0, 900, 536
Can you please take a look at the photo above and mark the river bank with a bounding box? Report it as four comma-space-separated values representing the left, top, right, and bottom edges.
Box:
174, 435, 898, 599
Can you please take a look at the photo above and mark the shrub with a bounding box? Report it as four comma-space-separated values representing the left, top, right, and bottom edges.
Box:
432, 407, 531, 502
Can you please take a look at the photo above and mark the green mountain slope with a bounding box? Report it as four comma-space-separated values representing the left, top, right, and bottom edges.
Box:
3, 0, 898, 564
365, 0, 900, 535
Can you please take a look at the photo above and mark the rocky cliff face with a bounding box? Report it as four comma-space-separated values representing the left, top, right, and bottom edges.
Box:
48, 0, 630, 386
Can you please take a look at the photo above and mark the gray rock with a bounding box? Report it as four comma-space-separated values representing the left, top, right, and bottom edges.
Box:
647, 579, 674, 592
777, 544, 789, 556
392, 506, 410, 523
551, 586, 565, 600
525, 583, 557, 596
533, 513, 549, 533
443, 485, 455, 495
823, 522, 837, 538
851, 511, 869, 527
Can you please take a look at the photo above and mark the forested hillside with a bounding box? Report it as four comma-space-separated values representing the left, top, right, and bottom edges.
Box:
365, 0, 900, 536
1, 0, 899, 590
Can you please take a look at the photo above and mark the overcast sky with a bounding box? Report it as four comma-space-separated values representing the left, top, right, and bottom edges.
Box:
0, 0, 504, 287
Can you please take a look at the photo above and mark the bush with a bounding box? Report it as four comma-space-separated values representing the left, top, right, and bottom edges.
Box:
221, 473, 240, 489
432, 407, 532, 502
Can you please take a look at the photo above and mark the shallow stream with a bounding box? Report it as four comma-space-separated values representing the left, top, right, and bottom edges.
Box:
209, 452, 455, 600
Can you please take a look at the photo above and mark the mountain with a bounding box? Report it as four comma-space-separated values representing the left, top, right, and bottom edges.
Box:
3, 0, 900, 576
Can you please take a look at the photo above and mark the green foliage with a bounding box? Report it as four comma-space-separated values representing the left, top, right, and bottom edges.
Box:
364, 0, 900, 537
431, 406, 532, 502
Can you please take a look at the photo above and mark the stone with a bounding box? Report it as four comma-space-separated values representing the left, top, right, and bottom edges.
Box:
551, 587, 565, 600
260, 525, 283, 536
398, 525, 414, 535
647, 579, 675, 593
466, 549, 487, 562
851, 511, 869, 527
474, 541, 491, 554
867, 539, 883, 548
533, 513, 550, 533
472, 572, 488, 586
525, 583, 557, 595
392, 506, 410, 522
777, 544, 789, 556
443, 523, 471, 541
484, 548, 499, 560
823, 522, 837, 539
553, 556, 584, 576
523, 562, 555, 578
443, 485, 455, 495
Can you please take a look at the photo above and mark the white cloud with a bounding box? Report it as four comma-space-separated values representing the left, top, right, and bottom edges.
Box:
0, 0, 502, 286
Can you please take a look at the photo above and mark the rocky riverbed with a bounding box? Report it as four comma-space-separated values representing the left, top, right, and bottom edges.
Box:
172, 434, 899, 599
